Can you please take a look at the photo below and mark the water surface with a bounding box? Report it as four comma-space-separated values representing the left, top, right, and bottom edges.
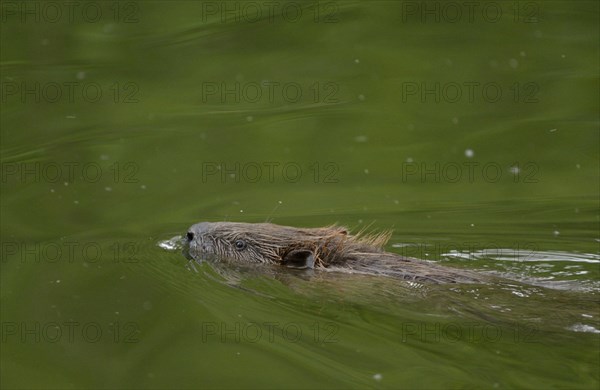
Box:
1, 1, 599, 389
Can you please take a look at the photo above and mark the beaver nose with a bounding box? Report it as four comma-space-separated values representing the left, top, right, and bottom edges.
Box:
186, 232, 194, 241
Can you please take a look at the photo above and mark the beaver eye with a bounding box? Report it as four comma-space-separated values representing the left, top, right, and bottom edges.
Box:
234, 239, 247, 251
186, 232, 194, 241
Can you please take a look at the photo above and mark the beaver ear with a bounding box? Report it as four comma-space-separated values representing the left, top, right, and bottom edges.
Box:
282, 250, 314, 269
334, 226, 348, 236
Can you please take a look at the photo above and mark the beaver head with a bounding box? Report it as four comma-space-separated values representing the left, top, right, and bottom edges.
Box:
184, 222, 390, 269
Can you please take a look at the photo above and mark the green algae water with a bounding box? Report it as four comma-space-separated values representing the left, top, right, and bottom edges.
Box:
1, 1, 599, 389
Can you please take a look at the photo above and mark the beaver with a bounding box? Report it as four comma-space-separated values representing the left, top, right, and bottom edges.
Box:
183, 222, 488, 284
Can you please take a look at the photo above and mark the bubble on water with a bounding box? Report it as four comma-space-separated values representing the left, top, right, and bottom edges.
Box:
373, 374, 382, 381
66, 115, 76, 119
452, 117, 459, 124
553, 230, 560, 236
76, 71, 86, 80
246, 116, 253, 122
561, 54, 566, 58
509, 166, 520, 175
104, 187, 112, 192
354, 59, 360, 64
549, 128, 557, 133
509, 58, 519, 69
464, 149, 474, 158
73, 200, 79, 205
520, 51, 526, 57
575, 164, 581, 169
354, 135, 368, 143
240, 209, 244, 213
358, 94, 365, 101
50, 189, 55, 193
364, 169, 369, 174
140, 184, 147, 190
406, 157, 413, 163
100, 154, 110, 160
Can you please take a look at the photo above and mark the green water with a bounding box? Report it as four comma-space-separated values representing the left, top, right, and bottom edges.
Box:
1, 1, 599, 389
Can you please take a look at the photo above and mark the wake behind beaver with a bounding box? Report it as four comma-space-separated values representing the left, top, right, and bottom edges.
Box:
183, 221, 487, 284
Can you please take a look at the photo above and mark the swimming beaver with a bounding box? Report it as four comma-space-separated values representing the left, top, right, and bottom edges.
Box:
184, 222, 487, 284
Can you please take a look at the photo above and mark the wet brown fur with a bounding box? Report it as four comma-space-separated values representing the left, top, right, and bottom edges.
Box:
185, 222, 486, 284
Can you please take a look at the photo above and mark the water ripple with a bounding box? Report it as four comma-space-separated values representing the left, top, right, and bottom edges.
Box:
442, 249, 600, 264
